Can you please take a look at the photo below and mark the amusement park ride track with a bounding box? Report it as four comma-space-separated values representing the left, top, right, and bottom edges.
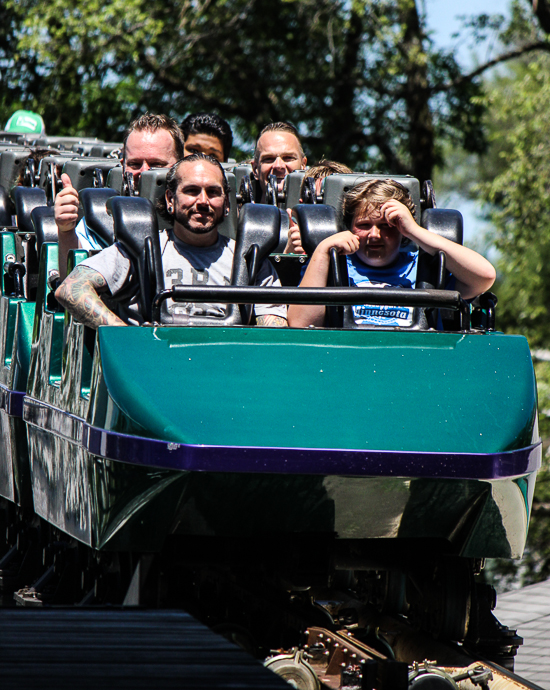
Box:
0, 602, 543, 690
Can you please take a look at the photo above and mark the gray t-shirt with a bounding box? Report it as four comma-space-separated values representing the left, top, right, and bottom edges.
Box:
80, 230, 286, 325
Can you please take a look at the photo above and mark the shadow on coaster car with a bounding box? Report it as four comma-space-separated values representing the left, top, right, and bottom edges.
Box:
0, 194, 538, 673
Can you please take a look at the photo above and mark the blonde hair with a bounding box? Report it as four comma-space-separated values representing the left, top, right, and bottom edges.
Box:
342, 179, 416, 228
300, 159, 352, 196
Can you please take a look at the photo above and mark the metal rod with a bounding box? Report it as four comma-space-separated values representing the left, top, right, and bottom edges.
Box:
152, 285, 471, 325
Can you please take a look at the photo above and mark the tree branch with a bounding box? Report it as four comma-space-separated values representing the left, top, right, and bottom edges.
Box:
533, 0, 550, 34
435, 41, 550, 93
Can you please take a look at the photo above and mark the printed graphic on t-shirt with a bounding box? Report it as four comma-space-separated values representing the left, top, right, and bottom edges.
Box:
347, 252, 417, 327
165, 266, 232, 316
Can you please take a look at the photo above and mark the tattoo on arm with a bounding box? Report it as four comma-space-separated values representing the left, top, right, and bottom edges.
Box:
55, 266, 126, 329
256, 314, 288, 328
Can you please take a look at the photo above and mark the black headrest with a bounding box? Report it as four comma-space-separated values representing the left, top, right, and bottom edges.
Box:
421, 208, 463, 245
108, 196, 164, 321
416, 208, 464, 295
31, 206, 58, 260
12, 187, 48, 234
231, 204, 281, 286
62, 158, 121, 192
0, 149, 30, 195
79, 187, 118, 247
292, 204, 340, 256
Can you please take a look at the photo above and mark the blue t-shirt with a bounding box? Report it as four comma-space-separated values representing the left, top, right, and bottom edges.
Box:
347, 250, 418, 327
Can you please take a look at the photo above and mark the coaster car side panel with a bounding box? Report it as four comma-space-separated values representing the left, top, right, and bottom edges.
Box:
22, 316, 540, 557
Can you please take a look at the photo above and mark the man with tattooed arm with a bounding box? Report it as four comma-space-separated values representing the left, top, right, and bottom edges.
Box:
55, 154, 287, 329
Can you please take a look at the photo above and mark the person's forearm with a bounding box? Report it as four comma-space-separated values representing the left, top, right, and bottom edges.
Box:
256, 314, 288, 327
55, 268, 126, 329
287, 249, 331, 328
58, 230, 80, 282
407, 226, 496, 299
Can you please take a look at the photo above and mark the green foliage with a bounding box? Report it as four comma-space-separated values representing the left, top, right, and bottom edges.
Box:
477, 57, 550, 345
469, 2, 550, 590
1, 0, 487, 178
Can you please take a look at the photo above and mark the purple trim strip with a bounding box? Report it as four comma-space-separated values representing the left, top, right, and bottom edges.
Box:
0, 384, 25, 417
23, 396, 541, 480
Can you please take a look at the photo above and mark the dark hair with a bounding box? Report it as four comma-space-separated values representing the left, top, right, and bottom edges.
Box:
15, 147, 61, 187
123, 113, 184, 162
181, 113, 233, 162
157, 152, 231, 221
254, 122, 304, 163
300, 159, 353, 196
342, 179, 416, 229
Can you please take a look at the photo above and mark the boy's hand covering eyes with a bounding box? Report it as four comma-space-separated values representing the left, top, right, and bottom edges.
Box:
320, 231, 360, 256
380, 199, 417, 238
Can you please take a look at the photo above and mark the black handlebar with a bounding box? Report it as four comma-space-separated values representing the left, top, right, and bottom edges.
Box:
152, 285, 471, 329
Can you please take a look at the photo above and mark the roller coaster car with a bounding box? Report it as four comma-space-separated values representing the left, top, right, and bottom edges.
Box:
0, 189, 539, 677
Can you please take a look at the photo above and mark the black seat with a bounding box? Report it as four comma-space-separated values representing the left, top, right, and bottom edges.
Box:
12, 187, 48, 234
293, 204, 346, 327
108, 196, 164, 324
31, 207, 58, 260
417, 208, 464, 330
80, 187, 118, 247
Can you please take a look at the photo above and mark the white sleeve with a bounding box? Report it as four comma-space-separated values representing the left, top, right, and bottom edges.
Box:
253, 259, 287, 319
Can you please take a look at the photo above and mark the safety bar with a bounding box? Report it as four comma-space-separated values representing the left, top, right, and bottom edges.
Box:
152, 286, 471, 330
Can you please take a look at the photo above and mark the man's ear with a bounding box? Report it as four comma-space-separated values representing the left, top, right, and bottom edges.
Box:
165, 188, 174, 212
252, 160, 259, 180
301, 156, 307, 170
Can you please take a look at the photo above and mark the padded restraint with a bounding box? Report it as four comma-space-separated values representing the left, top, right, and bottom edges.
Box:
106, 167, 124, 194
274, 211, 290, 253
108, 196, 164, 323
0, 150, 30, 198
62, 158, 121, 193
417, 208, 464, 330
12, 187, 48, 234
283, 171, 307, 209
31, 207, 58, 261
80, 188, 118, 247
90, 143, 122, 158
37, 154, 75, 189
292, 204, 341, 257
292, 204, 346, 327
232, 203, 281, 286
138, 169, 170, 231
417, 209, 463, 289
0, 186, 12, 226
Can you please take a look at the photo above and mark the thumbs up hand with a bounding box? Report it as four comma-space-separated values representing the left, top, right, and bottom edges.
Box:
54, 173, 80, 233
